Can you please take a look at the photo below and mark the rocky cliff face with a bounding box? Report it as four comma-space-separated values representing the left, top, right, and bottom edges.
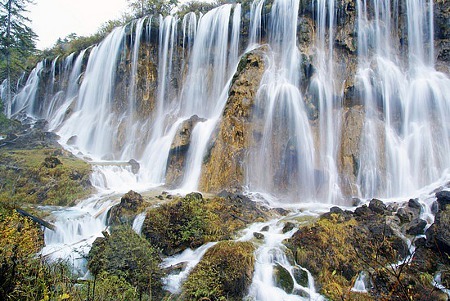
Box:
200, 48, 267, 193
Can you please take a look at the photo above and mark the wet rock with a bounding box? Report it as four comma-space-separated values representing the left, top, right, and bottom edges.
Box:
432, 201, 439, 214
406, 218, 427, 236
164, 262, 188, 274
127, 159, 140, 174
292, 266, 309, 287
338, 106, 364, 196
165, 115, 206, 187
199, 47, 267, 193
261, 225, 270, 232
282, 222, 295, 234
352, 197, 363, 206
396, 207, 413, 224
426, 208, 450, 254
274, 263, 294, 293
408, 198, 422, 210
436, 190, 450, 210
253, 232, 264, 240
108, 190, 144, 226
67, 135, 77, 145
369, 198, 387, 214
354, 204, 371, 218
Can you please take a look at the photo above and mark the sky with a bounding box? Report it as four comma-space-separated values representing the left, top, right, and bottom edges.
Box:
27, 0, 129, 50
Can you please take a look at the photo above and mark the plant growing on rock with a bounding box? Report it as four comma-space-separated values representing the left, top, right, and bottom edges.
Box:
88, 225, 164, 300
181, 241, 255, 301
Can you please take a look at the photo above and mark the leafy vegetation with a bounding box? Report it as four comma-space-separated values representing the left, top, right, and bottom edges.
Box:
88, 225, 164, 300
142, 192, 267, 255
182, 241, 255, 301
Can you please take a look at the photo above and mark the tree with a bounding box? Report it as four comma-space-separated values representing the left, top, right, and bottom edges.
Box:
0, 0, 37, 109
127, 0, 179, 18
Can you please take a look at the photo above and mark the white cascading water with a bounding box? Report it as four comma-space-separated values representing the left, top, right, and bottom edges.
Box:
242, 217, 326, 300
355, 0, 450, 198
7, 61, 44, 118
246, 0, 316, 202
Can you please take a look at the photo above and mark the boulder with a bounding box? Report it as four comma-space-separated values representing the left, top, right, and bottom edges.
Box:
253, 232, 264, 240
274, 263, 294, 293
127, 159, 140, 174
369, 198, 387, 214
406, 218, 427, 236
436, 191, 450, 210
165, 115, 205, 187
182, 241, 255, 300
108, 190, 144, 226
282, 222, 295, 234
426, 208, 450, 254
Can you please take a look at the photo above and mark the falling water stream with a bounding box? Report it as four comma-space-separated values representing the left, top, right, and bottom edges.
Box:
3, 0, 450, 298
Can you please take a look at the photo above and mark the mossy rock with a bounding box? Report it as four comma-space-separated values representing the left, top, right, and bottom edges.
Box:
108, 190, 145, 226
0, 148, 92, 206
181, 241, 255, 301
142, 192, 270, 256
274, 263, 294, 293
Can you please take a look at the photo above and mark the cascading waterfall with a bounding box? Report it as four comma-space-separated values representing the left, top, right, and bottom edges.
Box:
7, 61, 44, 118
309, 0, 342, 203
247, 0, 316, 201
4, 0, 450, 203
58, 27, 126, 159
179, 4, 241, 191
355, 0, 450, 198
48, 49, 87, 131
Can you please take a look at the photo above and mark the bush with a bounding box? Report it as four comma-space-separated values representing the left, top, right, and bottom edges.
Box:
88, 225, 164, 300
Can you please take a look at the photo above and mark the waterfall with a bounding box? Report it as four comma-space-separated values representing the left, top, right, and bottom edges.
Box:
3, 0, 450, 205
179, 4, 242, 192
57, 26, 126, 160
247, 0, 316, 202
48, 49, 87, 131
7, 61, 44, 118
355, 0, 450, 198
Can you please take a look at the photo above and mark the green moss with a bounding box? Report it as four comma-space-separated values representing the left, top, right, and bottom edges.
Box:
0, 148, 92, 206
182, 241, 255, 301
142, 192, 265, 255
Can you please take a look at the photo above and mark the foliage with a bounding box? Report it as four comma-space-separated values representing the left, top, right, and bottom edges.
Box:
182, 241, 255, 301
142, 192, 265, 255
0, 148, 92, 206
89, 271, 138, 301
0, 0, 37, 95
128, 0, 179, 18
88, 225, 164, 300
176, 1, 221, 19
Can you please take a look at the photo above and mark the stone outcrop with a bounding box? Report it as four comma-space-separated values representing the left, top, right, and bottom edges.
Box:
338, 105, 364, 196
108, 190, 145, 226
165, 115, 205, 187
181, 241, 255, 301
141, 192, 273, 256
286, 196, 450, 300
199, 47, 267, 193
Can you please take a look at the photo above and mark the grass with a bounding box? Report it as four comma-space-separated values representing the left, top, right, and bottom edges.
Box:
0, 148, 92, 207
